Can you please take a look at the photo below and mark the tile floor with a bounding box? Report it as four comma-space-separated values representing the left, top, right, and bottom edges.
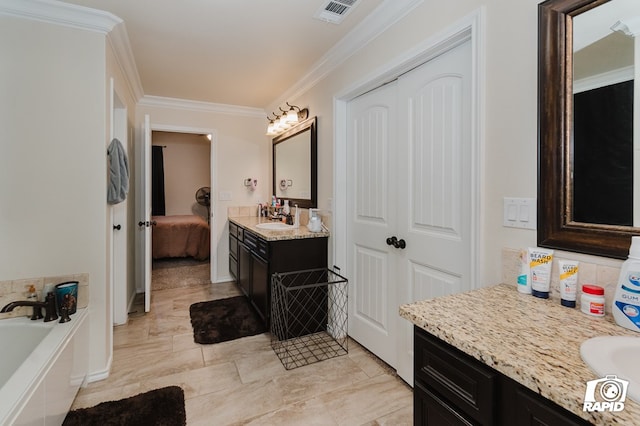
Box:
71, 278, 413, 425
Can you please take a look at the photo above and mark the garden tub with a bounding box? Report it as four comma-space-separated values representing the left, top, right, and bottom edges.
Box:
0, 308, 88, 425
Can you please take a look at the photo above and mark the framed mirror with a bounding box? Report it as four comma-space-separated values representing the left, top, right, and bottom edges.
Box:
272, 116, 317, 209
538, 0, 639, 259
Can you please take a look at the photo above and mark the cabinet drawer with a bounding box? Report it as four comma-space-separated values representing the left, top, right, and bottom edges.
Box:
414, 327, 496, 425
414, 380, 477, 426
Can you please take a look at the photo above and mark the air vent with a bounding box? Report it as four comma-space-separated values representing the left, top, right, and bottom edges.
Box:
314, 0, 359, 24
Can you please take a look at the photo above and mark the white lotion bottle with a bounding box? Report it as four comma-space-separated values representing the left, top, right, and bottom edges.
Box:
613, 236, 640, 332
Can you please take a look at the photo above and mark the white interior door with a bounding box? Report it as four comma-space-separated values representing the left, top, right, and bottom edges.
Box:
346, 39, 473, 385
135, 114, 152, 312
347, 81, 398, 367
395, 39, 473, 383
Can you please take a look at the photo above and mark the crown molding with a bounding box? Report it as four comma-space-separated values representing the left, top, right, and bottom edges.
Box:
0, 0, 121, 33
271, 0, 424, 107
138, 95, 266, 118
107, 24, 144, 102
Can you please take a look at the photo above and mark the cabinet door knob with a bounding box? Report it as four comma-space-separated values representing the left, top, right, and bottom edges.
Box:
113, 224, 121, 230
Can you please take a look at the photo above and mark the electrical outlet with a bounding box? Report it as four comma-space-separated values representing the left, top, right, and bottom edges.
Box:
503, 197, 536, 230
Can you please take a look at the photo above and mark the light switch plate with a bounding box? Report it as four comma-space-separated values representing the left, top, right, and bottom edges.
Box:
503, 197, 536, 230
219, 191, 232, 201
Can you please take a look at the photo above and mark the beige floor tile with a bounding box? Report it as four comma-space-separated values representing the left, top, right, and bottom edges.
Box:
234, 347, 287, 384
140, 361, 241, 399
320, 374, 413, 426
71, 260, 413, 424
185, 379, 284, 425
241, 398, 337, 426
202, 333, 272, 366
362, 404, 414, 426
274, 356, 369, 405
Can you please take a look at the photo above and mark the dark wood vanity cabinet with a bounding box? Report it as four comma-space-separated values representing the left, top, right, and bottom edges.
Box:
231, 223, 328, 326
414, 326, 591, 426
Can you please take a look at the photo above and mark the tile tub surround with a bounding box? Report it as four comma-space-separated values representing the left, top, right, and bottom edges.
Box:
229, 216, 329, 241
0, 274, 89, 319
400, 283, 640, 425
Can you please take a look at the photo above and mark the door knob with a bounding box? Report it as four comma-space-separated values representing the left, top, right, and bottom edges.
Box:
113, 224, 121, 230
386, 236, 406, 249
138, 221, 148, 227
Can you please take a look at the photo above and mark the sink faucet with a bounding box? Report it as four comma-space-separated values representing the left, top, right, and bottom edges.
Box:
1, 292, 58, 322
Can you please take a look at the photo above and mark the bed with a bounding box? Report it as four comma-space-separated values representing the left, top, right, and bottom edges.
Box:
152, 215, 210, 260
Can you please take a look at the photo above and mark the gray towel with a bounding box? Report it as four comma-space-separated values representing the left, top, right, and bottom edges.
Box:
107, 138, 129, 204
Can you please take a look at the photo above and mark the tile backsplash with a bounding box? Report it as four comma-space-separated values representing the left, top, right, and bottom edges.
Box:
0, 273, 89, 319
502, 248, 621, 320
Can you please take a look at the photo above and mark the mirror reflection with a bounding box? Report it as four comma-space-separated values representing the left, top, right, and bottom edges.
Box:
272, 117, 317, 208
572, 0, 639, 226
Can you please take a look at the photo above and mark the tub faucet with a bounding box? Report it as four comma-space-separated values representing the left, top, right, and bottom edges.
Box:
1, 292, 58, 322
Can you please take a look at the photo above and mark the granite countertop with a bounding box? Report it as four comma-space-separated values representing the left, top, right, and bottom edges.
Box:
400, 283, 640, 425
229, 216, 330, 241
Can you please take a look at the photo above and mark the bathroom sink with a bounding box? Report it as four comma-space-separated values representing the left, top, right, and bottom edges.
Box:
255, 222, 294, 230
580, 336, 640, 402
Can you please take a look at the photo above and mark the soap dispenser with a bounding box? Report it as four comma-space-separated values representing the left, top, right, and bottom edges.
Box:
613, 236, 640, 332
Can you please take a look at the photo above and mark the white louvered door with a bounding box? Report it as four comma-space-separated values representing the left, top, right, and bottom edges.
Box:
347, 39, 473, 385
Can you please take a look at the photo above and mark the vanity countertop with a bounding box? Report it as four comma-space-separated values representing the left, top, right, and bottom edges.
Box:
400, 283, 640, 425
229, 216, 330, 241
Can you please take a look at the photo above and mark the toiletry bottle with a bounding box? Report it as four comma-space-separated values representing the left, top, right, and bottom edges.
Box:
283, 200, 290, 215
516, 249, 531, 294
612, 236, 640, 332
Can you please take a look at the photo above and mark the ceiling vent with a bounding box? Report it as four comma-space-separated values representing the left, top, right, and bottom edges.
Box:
314, 0, 359, 24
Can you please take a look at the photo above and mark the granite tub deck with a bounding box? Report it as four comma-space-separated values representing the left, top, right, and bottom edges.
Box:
229, 216, 330, 241
400, 283, 640, 425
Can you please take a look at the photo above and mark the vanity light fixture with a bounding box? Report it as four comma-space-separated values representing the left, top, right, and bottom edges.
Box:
266, 103, 309, 136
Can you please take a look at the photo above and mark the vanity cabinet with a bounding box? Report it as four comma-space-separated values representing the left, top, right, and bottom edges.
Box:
414, 326, 591, 426
233, 224, 328, 325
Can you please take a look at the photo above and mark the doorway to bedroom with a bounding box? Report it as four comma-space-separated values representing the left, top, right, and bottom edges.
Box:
150, 131, 212, 292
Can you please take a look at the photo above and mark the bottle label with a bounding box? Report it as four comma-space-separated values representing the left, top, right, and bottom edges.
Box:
517, 274, 527, 286
615, 301, 640, 330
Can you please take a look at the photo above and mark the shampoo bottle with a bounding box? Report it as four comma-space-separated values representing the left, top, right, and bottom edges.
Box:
613, 236, 640, 332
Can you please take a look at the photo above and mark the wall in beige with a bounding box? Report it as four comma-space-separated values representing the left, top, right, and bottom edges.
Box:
266, 0, 625, 287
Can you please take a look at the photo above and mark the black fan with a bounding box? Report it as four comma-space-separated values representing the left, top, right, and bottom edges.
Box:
195, 186, 211, 223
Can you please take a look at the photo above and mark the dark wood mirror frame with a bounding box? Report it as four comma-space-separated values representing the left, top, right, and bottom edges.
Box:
538, 0, 633, 259
272, 116, 317, 209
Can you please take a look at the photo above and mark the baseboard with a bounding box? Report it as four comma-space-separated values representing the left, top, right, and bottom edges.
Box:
85, 355, 112, 384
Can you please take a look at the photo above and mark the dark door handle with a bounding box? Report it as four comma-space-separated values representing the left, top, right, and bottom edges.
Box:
138, 221, 149, 227
386, 236, 406, 249
151, 220, 157, 226
113, 224, 121, 230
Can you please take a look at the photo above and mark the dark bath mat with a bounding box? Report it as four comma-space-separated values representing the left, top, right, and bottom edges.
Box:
63, 386, 185, 426
189, 295, 267, 344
